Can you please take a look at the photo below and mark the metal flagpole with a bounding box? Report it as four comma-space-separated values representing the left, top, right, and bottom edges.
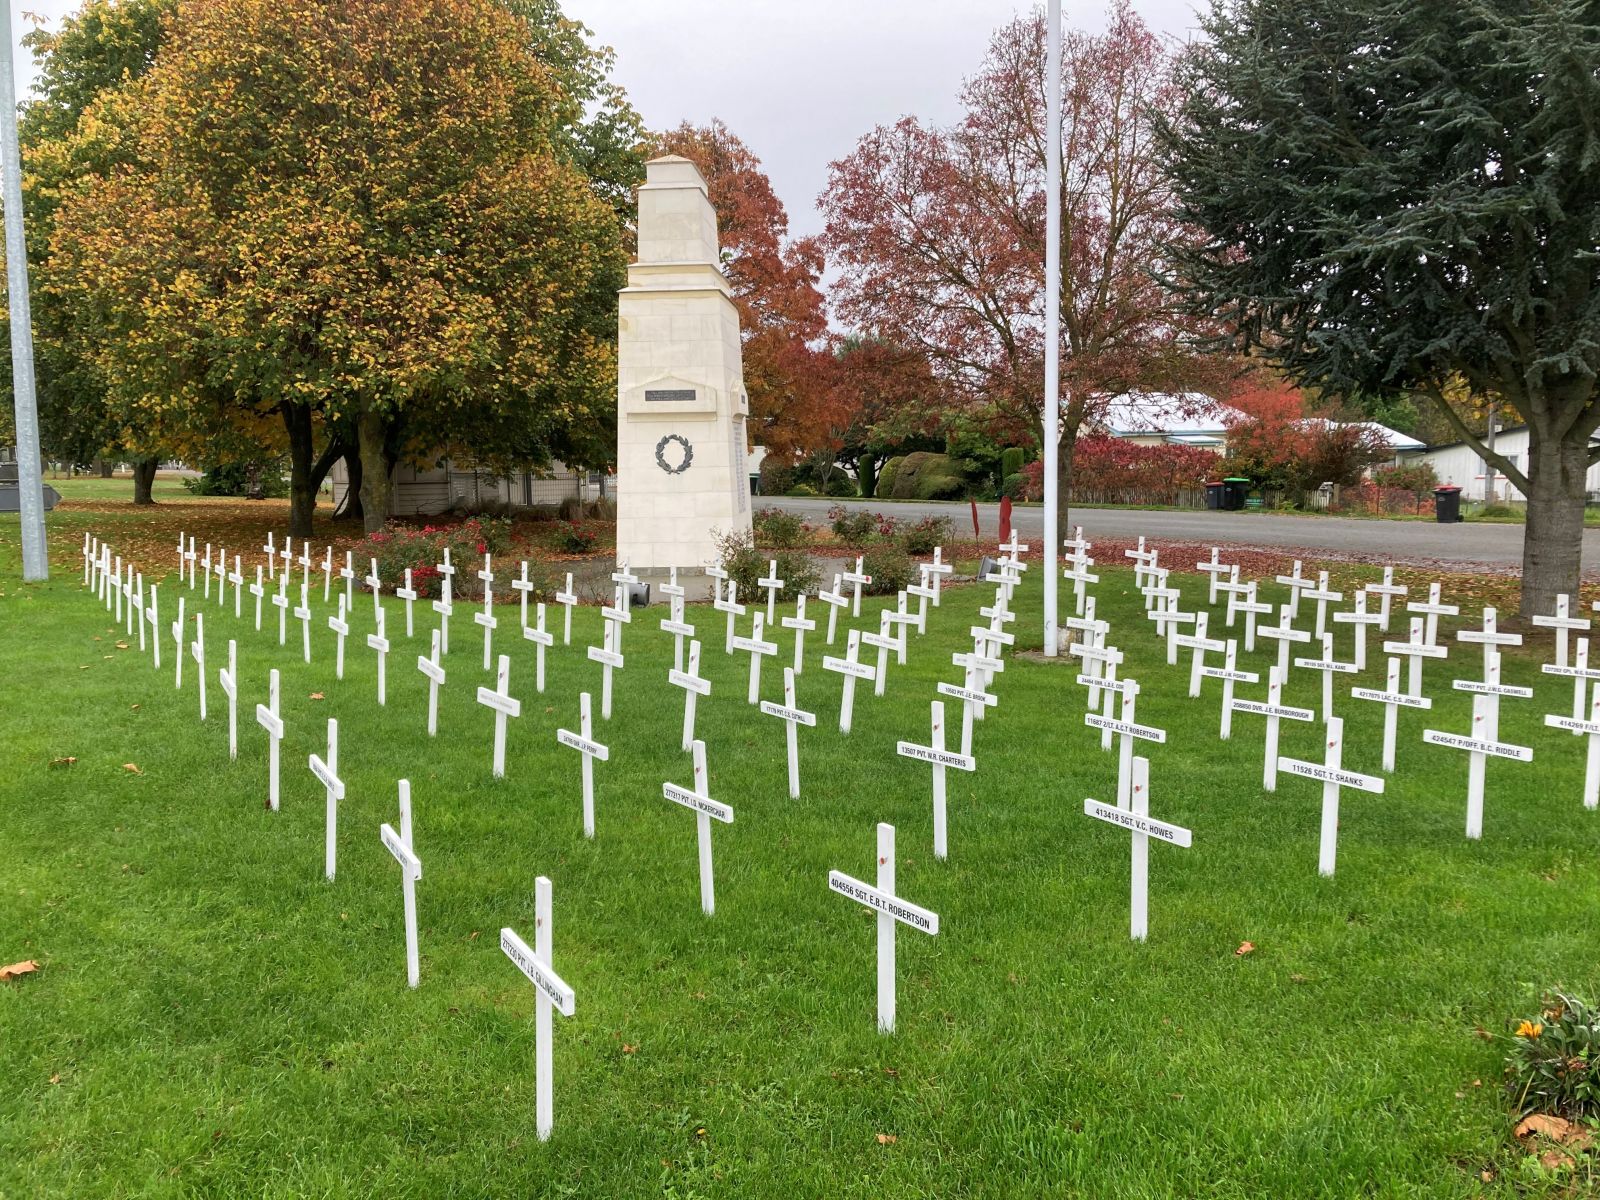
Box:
0, 0, 47, 581
1041, 0, 1062, 654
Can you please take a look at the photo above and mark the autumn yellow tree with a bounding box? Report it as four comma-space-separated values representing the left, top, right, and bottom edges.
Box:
51, 0, 628, 534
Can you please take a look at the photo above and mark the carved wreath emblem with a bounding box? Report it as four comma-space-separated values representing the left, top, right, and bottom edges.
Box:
655, 433, 694, 475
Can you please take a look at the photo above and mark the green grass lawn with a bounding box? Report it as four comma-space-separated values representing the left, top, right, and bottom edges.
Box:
3, 511, 1597, 1197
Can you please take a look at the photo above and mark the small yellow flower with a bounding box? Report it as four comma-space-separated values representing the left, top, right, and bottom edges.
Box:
1515, 1020, 1544, 1038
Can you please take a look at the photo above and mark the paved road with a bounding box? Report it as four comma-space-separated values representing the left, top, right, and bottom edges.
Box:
766, 496, 1599, 569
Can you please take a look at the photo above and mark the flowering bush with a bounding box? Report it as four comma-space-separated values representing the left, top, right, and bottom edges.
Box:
898, 514, 952, 555
358, 517, 514, 600
552, 522, 599, 554
860, 542, 915, 595
711, 528, 820, 601
827, 504, 879, 545
753, 507, 810, 548
1018, 438, 1215, 506
1505, 992, 1599, 1117
1332, 481, 1434, 516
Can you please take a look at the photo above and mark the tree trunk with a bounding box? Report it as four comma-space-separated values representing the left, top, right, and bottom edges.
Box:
1055, 426, 1076, 536
333, 445, 364, 521
282, 403, 317, 538
1521, 426, 1588, 616
131, 457, 159, 505
356, 402, 391, 534
94, 456, 113, 479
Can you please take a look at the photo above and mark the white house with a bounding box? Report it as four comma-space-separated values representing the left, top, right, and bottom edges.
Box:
1411, 425, 1600, 503
1094, 393, 1241, 449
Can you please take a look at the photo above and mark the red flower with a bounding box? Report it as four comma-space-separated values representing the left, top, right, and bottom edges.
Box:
476, 542, 486, 554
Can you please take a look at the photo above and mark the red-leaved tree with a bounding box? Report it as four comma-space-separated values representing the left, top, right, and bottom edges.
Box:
820, 2, 1218, 527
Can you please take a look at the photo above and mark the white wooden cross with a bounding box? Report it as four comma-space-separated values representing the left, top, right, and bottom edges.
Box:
586, 618, 624, 720
1303, 571, 1343, 639
610, 560, 640, 612
381, 780, 423, 988
554, 572, 577, 645
249, 566, 265, 633
1277, 715, 1384, 876
171, 595, 187, 690
663, 739, 734, 914
1258, 604, 1312, 680
1085, 679, 1167, 809
861, 612, 900, 699
1201, 640, 1258, 739
1449, 641, 1532, 767
1293, 631, 1358, 722
417, 628, 446, 736
1544, 682, 1600, 811
557, 692, 609, 839
1217, 565, 1247, 626
368, 606, 391, 706
1069, 621, 1121, 722
817, 575, 849, 645
897, 699, 975, 859
713, 580, 746, 655
1195, 546, 1230, 605
1366, 566, 1407, 632
190, 611, 208, 721
340, 550, 356, 612
887, 590, 915, 662
705, 563, 728, 606
906, 573, 935, 635
1145, 588, 1194, 666
1351, 657, 1433, 772
823, 628, 877, 734
262, 531, 276, 580
365, 557, 383, 622
219, 639, 238, 760
256, 668, 283, 812
432, 572, 454, 656
658, 588, 694, 674
511, 560, 535, 630
214, 546, 229, 608
191, 535, 203, 588
828, 822, 938, 1034
329, 594, 350, 680
1275, 559, 1315, 620
271, 570, 290, 647
146, 584, 161, 669
1084, 755, 1193, 941
1423, 691, 1534, 840
523, 602, 553, 693
1173, 611, 1225, 698
297, 539, 313, 594
229, 555, 244, 620
1063, 552, 1100, 618
1229, 664, 1315, 791
732, 611, 778, 704
294, 582, 313, 664
925, 545, 953, 607
757, 558, 784, 624
1383, 615, 1449, 698
600, 584, 631, 660
1124, 536, 1156, 587
1407, 581, 1459, 653
310, 718, 346, 881
780, 594, 815, 675
475, 558, 499, 670
937, 668, 997, 758
1531, 594, 1589, 669
134, 573, 146, 651
999, 531, 1029, 561
500, 878, 575, 1142
760, 667, 816, 798
82, 533, 93, 586
394, 568, 417, 639
321, 545, 334, 602
1235, 582, 1272, 653
669, 638, 711, 750
1542, 636, 1600, 730
842, 555, 872, 618
1456, 606, 1522, 677
202, 543, 212, 600
476, 654, 522, 777
1331, 589, 1381, 670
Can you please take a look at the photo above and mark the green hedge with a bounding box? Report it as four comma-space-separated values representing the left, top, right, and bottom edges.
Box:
888, 451, 967, 500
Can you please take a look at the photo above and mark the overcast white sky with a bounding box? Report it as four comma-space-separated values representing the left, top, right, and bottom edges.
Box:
10, 0, 1203, 239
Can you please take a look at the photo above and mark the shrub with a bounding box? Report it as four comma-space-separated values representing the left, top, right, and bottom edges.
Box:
828, 504, 878, 544
1069, 435, 1215, 506
876, 455, 905, 497
556, 496, 585, 522
356, 517, 515, 600
861, 542, 915, 595
899, 514, 952, 555
585, 495, 617, 520
753, 507, 809, 548
822, 474, 857, 497
788, 483, 817, 496
758, 456, 797, 497
1371, 461, 1438, 498
1505, 992, 1599, 1118
1001, 472, 1029, 500
552, 521, 599, 554
1000, 446, 1025, 480
888, 451, 968, 500
183, 458, 289, 498
711, 528, 821, 602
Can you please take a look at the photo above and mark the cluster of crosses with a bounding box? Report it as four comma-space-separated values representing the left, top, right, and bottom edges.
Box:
80, 521, 1600, 1137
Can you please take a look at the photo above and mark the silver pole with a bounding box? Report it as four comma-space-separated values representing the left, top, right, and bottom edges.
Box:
1041, 0, 1062, 654
0, 0, 46, 581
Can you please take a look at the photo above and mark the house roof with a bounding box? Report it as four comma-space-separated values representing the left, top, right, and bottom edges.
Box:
1097, 394, 1243, 438
1295, 416, 1426, 451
